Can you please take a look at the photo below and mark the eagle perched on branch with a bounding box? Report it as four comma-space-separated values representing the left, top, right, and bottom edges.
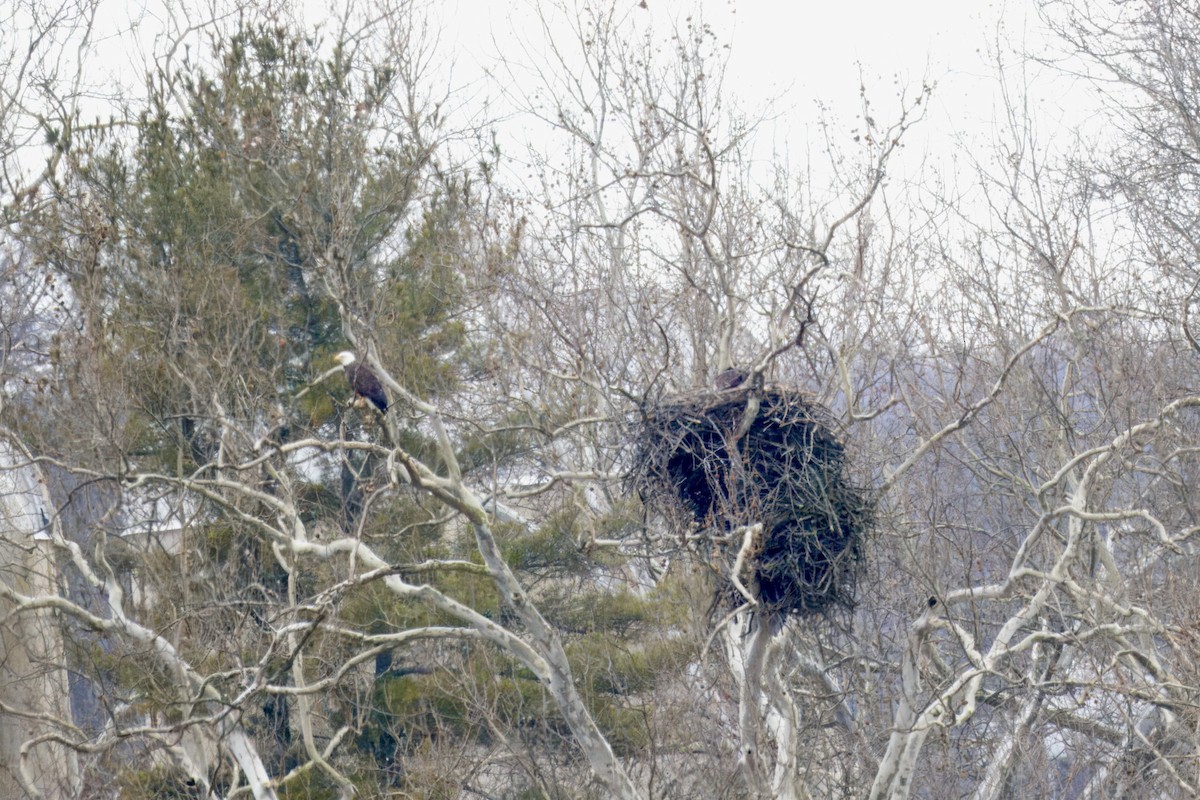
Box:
333, 351, 389, 412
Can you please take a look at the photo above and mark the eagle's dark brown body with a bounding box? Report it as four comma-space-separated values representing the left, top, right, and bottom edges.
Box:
335, 352, 388, 412
714, 367, 749, 390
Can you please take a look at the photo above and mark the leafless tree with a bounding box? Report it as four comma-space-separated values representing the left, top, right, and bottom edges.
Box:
8, 1, 1200, 799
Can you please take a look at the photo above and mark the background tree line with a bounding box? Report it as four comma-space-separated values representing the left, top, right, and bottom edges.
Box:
3, 0, 1200, 798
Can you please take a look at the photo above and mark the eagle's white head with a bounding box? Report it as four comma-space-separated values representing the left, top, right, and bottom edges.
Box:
333, 351, 357, 366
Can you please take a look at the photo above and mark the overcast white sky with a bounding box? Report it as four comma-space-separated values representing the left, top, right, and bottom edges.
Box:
9, 0, 1096, 209
437, 0, 1006, 108
418, 0, 1093, 199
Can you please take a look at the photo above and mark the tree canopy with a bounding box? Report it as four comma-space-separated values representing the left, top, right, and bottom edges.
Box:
4, 2, 1200, 799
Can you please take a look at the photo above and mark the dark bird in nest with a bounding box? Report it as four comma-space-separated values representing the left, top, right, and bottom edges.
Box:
333, 351, 389, 412
714, 367, 749, 390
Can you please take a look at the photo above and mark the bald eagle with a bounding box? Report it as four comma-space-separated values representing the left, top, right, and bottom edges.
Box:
714, 367, 749, 390
333, 352, 388, 412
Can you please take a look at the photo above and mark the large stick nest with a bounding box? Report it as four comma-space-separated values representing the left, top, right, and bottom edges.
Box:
631, 385, 872, 618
